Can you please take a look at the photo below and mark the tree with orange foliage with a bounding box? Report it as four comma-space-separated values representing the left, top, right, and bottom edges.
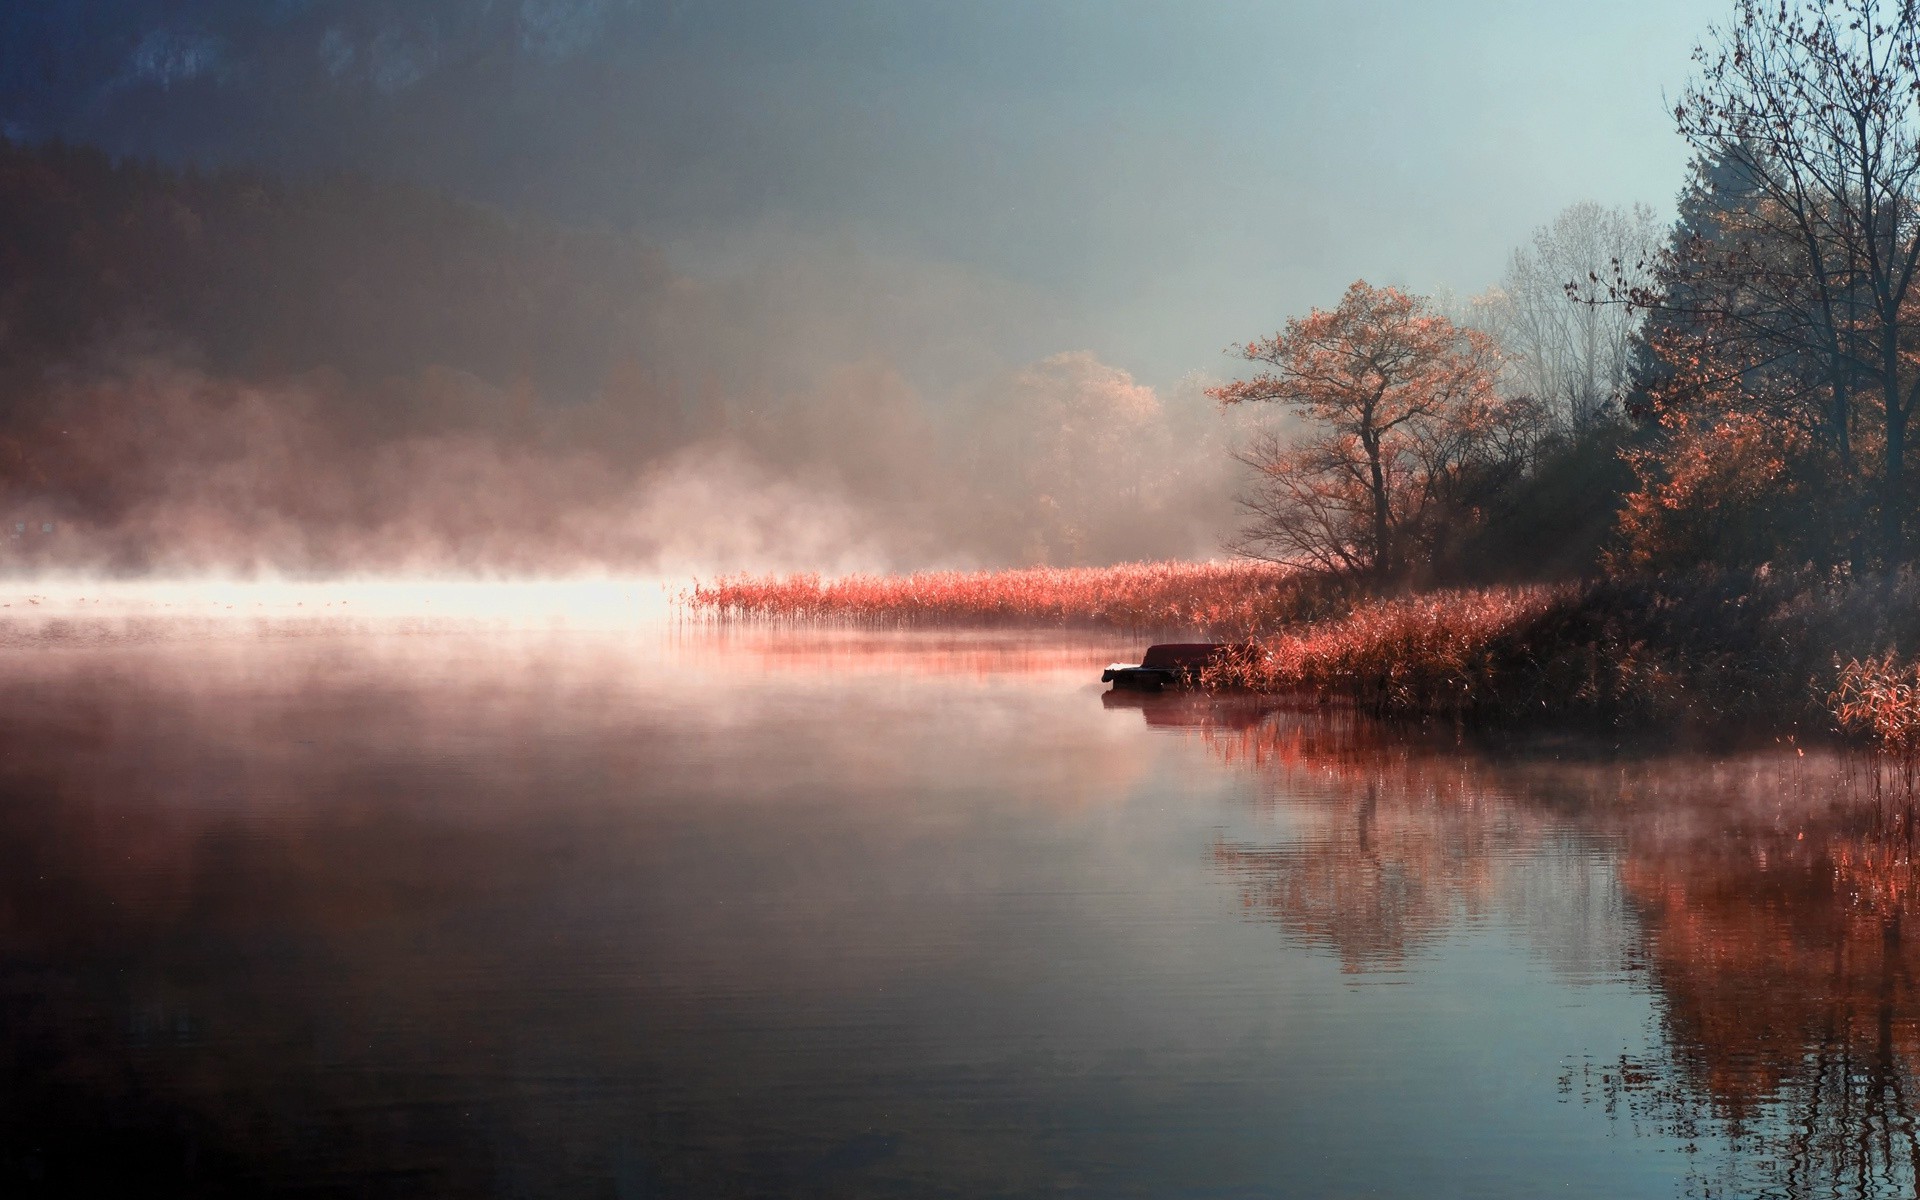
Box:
1652, 0, 1920, 562
1614, 303, 1850, 569
1210, 281, 1537, 583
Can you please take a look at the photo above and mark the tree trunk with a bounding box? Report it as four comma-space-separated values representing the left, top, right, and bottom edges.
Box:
1363, 431, 1391, 583
1833, 358, 1853, 473
1887, 397, 1907, 564
1878, 312, 1907, 563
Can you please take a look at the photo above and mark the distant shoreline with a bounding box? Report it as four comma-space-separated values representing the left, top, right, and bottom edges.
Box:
684, 561, 1920, 746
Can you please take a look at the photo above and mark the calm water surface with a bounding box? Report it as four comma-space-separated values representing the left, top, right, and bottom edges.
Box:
0, 621, 1909, 1197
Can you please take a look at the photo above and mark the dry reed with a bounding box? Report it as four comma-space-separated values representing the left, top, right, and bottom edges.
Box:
1204, 586, 1572, 714
682, 560, 1344, 636
1215, 569, 1920, 726
1831, 655, 1920, 754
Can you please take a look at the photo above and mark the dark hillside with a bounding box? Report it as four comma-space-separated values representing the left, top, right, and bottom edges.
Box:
0, 139, 675, 408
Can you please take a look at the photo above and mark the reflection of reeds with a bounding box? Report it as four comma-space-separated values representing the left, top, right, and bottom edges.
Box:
1833, 655, 1920, 790
682, 561, 1344, 636
1187, 697, 1920, 1196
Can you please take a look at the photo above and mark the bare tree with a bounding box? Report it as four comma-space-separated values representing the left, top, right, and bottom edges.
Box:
1485, 202, 1662, 433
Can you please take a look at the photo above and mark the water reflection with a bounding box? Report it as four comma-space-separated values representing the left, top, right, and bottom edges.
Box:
0, 628, 1189, 1198
1151, 694, 1920, 1198
1604, 767, 1920, 1198
1, 625, 1916, 1197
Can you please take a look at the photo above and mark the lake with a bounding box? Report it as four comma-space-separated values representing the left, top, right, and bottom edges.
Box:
0, 611, 1909, 1198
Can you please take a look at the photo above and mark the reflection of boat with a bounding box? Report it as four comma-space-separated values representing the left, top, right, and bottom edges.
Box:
1101, 643, 1230, 691
1099, 688, 1273, 729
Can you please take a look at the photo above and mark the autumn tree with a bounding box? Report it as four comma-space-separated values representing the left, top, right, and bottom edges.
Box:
1211, 282, 1539, 582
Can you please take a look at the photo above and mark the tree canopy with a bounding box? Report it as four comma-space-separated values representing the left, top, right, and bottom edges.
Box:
1210, 282, 1541, 582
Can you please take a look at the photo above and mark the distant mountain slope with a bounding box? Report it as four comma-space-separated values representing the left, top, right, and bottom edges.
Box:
0, 137, 675, 404
0, 139, 1232, 574
0, 1, 761, 231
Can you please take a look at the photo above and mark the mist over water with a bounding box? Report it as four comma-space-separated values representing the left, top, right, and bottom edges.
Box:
0, 2, 1714, 580
0, 147, 1246, 578
0, 341, 1240, 579
0, 616, 1904, 1198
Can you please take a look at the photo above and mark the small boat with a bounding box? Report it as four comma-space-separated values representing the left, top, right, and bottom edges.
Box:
1101, 643, 1233, 691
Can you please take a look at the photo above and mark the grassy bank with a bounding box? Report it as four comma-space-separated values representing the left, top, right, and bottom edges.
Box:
685, 561, 1920, 736
1212, 570, 1920, 731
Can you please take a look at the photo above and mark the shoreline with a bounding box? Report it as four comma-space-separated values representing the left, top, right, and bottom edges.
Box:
684, 562, 1920, 750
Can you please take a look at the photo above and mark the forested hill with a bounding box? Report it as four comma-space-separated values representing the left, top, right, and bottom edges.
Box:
0, 138, 673, 405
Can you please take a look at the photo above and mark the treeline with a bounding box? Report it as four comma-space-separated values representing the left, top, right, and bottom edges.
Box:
1210, 278, 1641, 588
1617, 3, 1920, 573
1221, 0, 1920, 588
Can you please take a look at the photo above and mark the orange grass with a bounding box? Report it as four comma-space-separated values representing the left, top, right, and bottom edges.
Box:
1832, 655, 1920, 754
1212, 569, 1920, 725
1206, 586, 1574, 713
682, 560, 1343, 636
1830, 655, 1920, 791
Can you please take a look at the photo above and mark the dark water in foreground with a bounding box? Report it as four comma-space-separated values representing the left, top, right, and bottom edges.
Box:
0, 623, 1912, 1198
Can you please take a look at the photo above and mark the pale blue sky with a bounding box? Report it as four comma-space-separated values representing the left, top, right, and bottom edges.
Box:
779, 0, 1731, 383
5, 0, 1734, 387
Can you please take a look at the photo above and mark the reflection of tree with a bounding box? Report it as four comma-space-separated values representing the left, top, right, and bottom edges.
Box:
1203, 713, 1547, 973
1212, 777, 1508, 973
1188, 700, 1920, 1197
1607, 792, 1920, 1197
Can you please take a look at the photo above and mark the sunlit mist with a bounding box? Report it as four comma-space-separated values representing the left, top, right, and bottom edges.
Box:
0, 577, 676, 628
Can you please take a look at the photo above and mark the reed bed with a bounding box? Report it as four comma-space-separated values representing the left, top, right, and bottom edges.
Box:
1215, 569, 1920, 727
1831, 655, 1920, 756
1206, 586, 1573, 714
1830, 654, 1920, 802
693, 559, 1920, 732
682, 560, 1345, 636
